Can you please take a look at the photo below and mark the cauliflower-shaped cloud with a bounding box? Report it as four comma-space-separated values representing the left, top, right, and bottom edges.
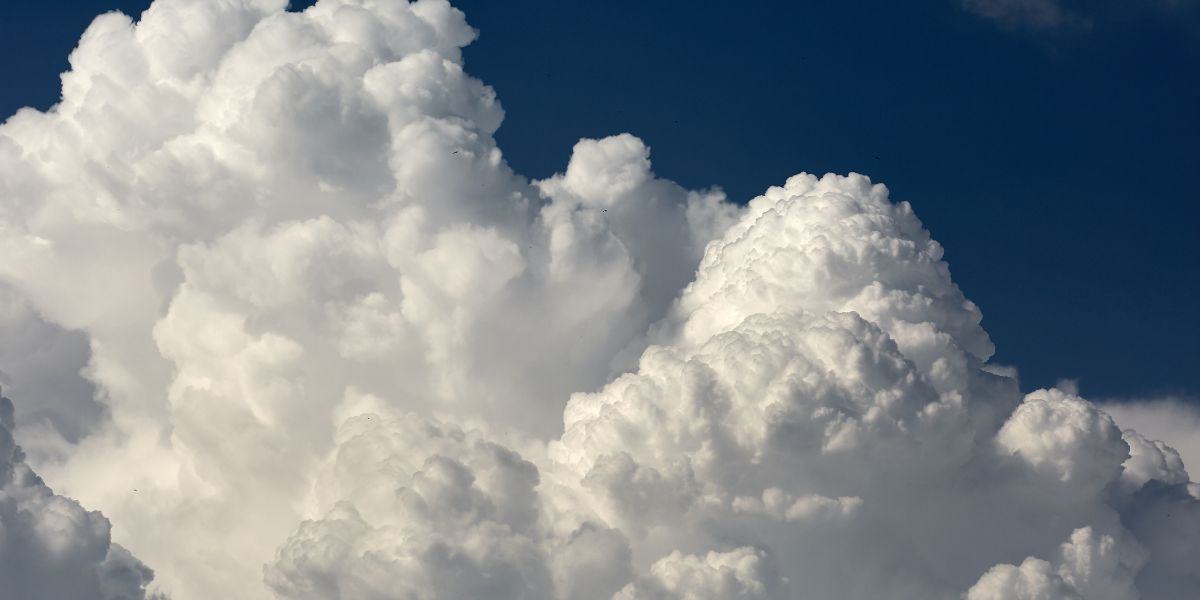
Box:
0, 1, 1196, 599
267, 414, 552, 600
966, 527, 1145, 600
614, 548, 781, 600
0, 389, 157, 599
997, 388, 1130, 495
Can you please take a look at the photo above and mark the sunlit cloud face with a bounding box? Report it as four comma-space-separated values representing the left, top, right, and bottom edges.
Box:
0, 1, 1197, 599
1100, 398, 1200, 484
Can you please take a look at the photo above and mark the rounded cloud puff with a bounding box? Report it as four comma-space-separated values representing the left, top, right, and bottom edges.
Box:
613, 548, 781, 600
966, 527, 1145, 600
267, 410, 552, 600
997, 388, 1129, 495
0, 390, 156, 599
0, 1, 1196, 599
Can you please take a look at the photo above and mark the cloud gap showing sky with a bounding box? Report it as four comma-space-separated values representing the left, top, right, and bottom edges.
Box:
0, 1, 1197, 599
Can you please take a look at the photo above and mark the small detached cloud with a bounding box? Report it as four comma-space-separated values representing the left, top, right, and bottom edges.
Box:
963, 0, 1086, 30
963, 0, 1199, 31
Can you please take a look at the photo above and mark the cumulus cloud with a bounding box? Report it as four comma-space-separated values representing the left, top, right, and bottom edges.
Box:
1101, 398, 1200, 481
0, 388, 157, 599
966, 526, 1145, 600
267, 410, 553, 600
614, 548, 781, 600
0, 0, 1197, 599
0, 285, 102, 462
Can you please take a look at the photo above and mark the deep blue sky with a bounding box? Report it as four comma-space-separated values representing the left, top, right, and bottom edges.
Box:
2, 1, 1198, 401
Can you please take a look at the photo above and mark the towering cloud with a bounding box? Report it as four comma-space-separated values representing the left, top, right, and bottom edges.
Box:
0, 1, 1196, 599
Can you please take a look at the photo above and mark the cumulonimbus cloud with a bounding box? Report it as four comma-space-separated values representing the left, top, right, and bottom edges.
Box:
0, 1, 1196, 599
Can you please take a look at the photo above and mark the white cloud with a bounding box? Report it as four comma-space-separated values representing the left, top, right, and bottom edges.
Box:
2, 1, 735, 595
966, 527, 1145, 600
0, 1, 1197, 599
962, 0, 1080, 30
267, 409, 553, 600
614, 548, 781, 600
996, 388, 1128, 493
1100, 398, 1199, 484
0, 284, 102, 462
963, 0, 1199, 31
0, 389, 157, 599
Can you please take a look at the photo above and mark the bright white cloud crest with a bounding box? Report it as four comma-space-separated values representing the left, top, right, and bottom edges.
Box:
0, 0, 1196, 598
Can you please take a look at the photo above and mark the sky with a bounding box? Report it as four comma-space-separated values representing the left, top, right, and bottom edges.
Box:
1, 1, 1199, 599
2, 0, 1198, 401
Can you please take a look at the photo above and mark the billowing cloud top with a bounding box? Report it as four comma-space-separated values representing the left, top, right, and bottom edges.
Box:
0, 1, 1196, 599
